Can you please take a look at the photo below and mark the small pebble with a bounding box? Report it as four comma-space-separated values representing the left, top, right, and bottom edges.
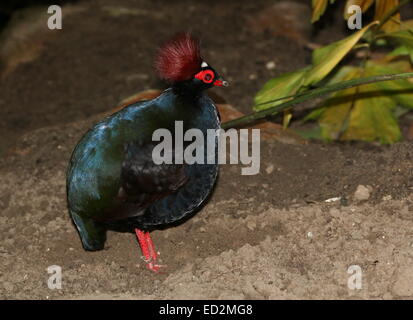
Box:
354, 185, 372, 201
266, 61, 276, 70
247, 220, 256, 231
325, 197, 341, 203
265, 164, 274, 174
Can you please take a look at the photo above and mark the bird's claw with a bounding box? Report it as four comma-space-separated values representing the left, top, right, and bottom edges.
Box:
140, 255, 166, 273
146, 262, 167, 273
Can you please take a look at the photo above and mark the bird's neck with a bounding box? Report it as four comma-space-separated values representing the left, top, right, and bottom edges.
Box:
171, 81, 205, 100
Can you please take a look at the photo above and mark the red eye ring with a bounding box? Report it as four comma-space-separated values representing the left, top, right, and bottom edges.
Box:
195, 70, 214, 84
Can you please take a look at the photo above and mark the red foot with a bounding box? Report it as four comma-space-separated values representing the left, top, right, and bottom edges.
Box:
135, 229, 166, 272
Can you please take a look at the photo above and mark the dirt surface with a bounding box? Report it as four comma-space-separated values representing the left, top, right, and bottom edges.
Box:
1, 119, 413, 299
1, 0, 413, 300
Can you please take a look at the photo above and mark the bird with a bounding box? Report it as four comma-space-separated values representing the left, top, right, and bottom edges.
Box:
66, 33, 228, 272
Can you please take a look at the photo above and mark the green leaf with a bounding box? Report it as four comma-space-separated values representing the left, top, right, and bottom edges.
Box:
303, 66, 359, 122
319, 85, 402, 144
282, 110, 293, 129
315, 67, 362, 139
253, 67, 309, 111
389, 45, 411, 56
386, 31, 413, 62
386, 30, 413, 48
303, 106, 326, 122
366, 62, 413, 109
303, 22, 378, 86
318, 86, 358, 141
318, 65, 404, 144
341, 89, 401, 144
374, 0, 401, 33
311, 0, 336, 23
324, 65, 360, 86
224, 72, 413, 130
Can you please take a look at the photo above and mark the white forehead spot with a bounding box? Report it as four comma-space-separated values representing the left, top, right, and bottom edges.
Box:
201, 61, 208, 68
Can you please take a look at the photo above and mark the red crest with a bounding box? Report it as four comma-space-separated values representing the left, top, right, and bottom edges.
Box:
155, 33, 202, 83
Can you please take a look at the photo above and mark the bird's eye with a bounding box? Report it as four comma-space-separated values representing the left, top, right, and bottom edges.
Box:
195, 69, 214, 84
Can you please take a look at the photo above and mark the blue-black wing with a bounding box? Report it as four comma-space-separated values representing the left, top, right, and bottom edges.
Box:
97, 141, 188, 222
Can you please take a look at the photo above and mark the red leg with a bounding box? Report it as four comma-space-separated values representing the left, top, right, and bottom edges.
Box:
135, 228, 164, 272
135, 229, 151, 262
144, 231, 158, 262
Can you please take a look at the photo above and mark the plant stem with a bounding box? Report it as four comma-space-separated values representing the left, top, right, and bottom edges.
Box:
221, 72, 413, 129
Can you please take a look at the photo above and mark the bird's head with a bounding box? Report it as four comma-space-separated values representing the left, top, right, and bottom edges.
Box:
155, 33, 228, 93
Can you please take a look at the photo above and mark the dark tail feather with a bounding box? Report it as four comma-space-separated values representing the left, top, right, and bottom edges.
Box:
70, 211, 107, 251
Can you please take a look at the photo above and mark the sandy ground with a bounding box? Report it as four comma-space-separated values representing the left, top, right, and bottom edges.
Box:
0, 116, 413, 299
